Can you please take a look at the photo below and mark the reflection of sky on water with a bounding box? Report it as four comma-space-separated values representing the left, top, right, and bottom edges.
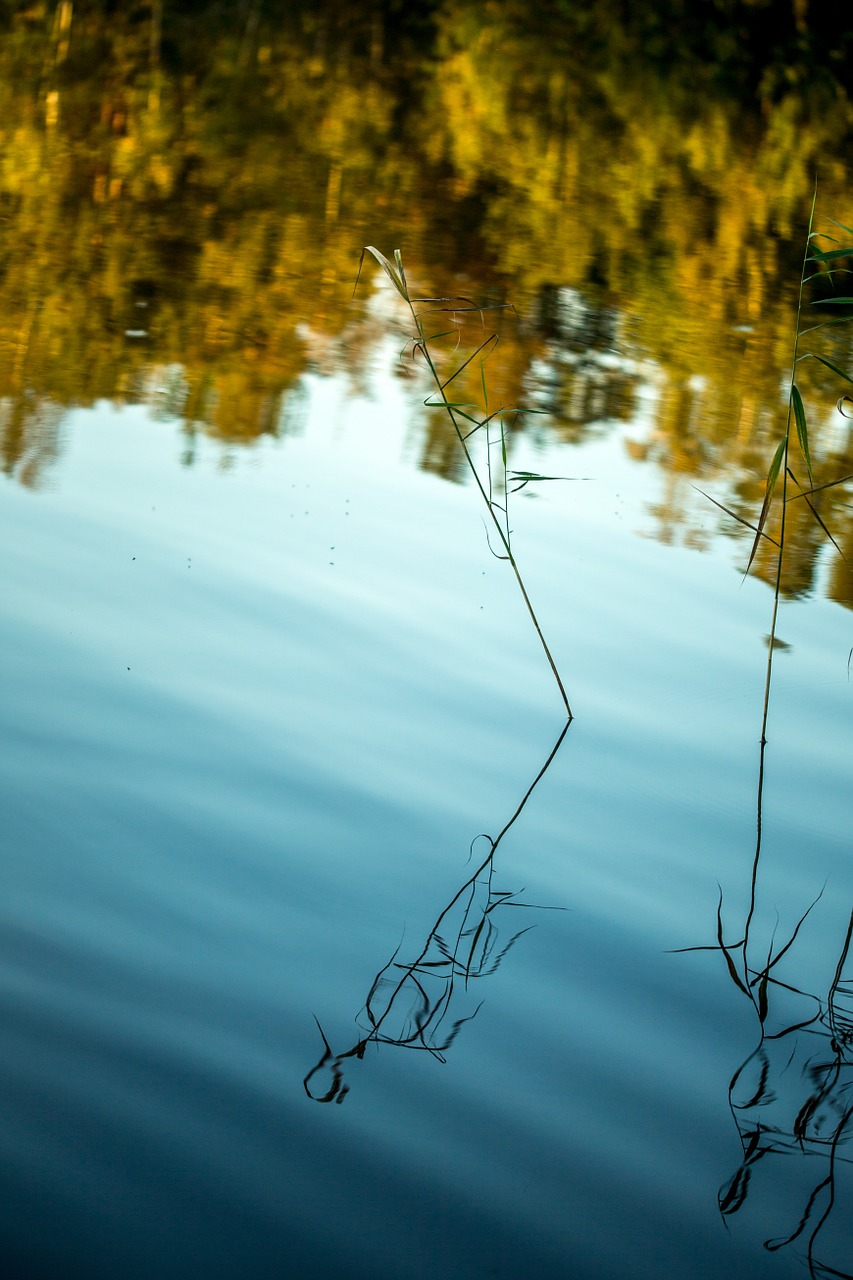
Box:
1, 346, 851, 1278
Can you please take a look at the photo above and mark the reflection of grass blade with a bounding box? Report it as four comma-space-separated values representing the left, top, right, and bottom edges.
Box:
828, 908, 853, 1047
733, 1054, 771, 1110
463, 914, 488, 983
481, 926, 536, 976
804, 1104, 853, 1275
719, 1126, 775, 1216
794, 1092, 823, 1144
765, 1176, 830, 1252
717, 889, 750, 997
757, 966, 769, 1024
304, 723, 570, 1102
439, 1004, 485, 1055
718, 1164, 753, 1216
761, 887, 826, 978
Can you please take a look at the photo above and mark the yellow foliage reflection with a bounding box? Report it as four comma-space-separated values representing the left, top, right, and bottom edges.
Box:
0, 1, 851, 602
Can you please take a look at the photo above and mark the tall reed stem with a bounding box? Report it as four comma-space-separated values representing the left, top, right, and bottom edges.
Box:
358, 247, 572, 720
741, 193, 818, 984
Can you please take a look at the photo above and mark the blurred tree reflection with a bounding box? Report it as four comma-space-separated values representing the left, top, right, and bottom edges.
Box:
0, 0, 851, 600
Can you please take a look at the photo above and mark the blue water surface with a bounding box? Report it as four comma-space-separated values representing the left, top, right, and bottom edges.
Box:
1, 351, 851, 1279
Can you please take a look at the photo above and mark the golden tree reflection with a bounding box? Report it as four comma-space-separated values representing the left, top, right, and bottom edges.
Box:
0, 1, 850, 598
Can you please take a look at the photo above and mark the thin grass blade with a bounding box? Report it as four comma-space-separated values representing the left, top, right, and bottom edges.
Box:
746, 437, 787, 575
423, 328, 462, 343
787, 469, 843, 556
694, 487, 780, 546
789, 473, 853, 498
438, 333, 500, 392
799, 315, 853, 336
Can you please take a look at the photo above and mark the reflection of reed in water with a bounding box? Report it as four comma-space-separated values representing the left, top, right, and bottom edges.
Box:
304, 722, 569, 1103
718, 908, 853, 1278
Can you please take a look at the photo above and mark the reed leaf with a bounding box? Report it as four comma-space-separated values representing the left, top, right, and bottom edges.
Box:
800, 353, 853, 384
356, 246, 409, 300
791, 385, 813, 484
507, 470, 571, 494
799, 315, 853, 336
806, 248, 853, 263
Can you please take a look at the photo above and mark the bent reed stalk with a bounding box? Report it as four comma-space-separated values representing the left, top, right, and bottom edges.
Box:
355, 247, 572, 721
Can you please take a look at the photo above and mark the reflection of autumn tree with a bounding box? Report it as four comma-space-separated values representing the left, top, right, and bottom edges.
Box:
0, 394, 64, 488
816, 429, 853, 609
424, 3, 851, 413
0, 0, 851, 597
0, 2, 421, 475
418, 1, 853, 598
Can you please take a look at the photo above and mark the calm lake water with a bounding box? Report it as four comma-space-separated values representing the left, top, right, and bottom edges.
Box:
2, 5, 853, 1279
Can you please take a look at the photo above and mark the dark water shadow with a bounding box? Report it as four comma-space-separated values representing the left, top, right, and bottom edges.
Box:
304, 720, 570, 1103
